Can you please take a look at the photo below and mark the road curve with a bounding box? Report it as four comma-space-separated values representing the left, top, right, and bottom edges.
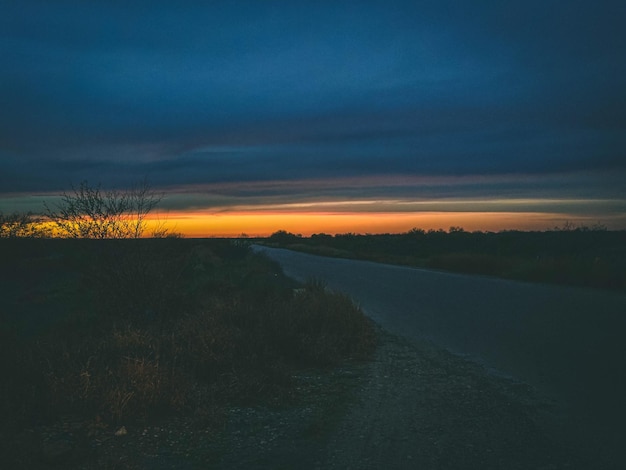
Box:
254, 245, 626, 468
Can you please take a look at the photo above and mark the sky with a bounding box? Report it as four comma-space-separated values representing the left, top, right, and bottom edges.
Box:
1, 0, 625, 236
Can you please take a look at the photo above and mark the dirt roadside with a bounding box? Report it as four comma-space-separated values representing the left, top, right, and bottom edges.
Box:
313, 329, 585, 470
209, 327, 593, 470
7, 325, 596, 469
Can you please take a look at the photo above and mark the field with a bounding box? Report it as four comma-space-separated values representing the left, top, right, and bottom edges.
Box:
0, 238, 376, 467
2, 229, 625, 468
265, 228, 626, 292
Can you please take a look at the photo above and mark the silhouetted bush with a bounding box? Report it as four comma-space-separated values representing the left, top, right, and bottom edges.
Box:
0, 211, 51, 238
44, 180, 165, 239
267, 230, 303, 245
272, 281, 376, 365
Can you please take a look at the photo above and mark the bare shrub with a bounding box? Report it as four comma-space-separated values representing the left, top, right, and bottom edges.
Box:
44, 179, 163, 239
265, 281, 377, 366
0, 211, 51, 238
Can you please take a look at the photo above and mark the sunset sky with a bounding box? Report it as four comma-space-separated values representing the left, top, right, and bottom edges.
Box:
2, 1, 625, 236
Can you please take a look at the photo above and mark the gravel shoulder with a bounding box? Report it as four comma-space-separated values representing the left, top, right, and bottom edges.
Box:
6, 325, 593, 469
314, 328, 583, 470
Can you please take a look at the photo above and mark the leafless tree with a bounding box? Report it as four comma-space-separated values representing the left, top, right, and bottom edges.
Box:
44, 179, 163, 239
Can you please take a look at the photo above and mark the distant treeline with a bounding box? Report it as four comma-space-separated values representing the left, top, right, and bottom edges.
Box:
264, 227, 626, 291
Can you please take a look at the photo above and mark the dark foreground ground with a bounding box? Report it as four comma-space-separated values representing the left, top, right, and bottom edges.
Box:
4, 326, 585, 470
0, 238, 616, 468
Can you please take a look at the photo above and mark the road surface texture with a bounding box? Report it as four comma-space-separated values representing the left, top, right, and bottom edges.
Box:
255, 245, 626, 469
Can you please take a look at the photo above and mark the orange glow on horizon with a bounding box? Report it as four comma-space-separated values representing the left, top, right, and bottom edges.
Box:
146, 210, 605, 238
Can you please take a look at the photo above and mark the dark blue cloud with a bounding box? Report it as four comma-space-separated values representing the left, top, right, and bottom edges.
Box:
1, 0, 625, 218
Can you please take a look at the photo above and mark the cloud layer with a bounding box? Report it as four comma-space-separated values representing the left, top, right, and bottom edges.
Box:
1, 1, 625, 228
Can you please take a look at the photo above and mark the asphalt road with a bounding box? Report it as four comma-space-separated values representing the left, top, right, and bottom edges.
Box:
254, 245, 626, 468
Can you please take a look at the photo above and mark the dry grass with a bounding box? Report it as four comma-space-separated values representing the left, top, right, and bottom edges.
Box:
0, 239, 376, 436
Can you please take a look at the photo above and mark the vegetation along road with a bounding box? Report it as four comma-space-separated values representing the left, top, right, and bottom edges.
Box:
254, 245, 626, 469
